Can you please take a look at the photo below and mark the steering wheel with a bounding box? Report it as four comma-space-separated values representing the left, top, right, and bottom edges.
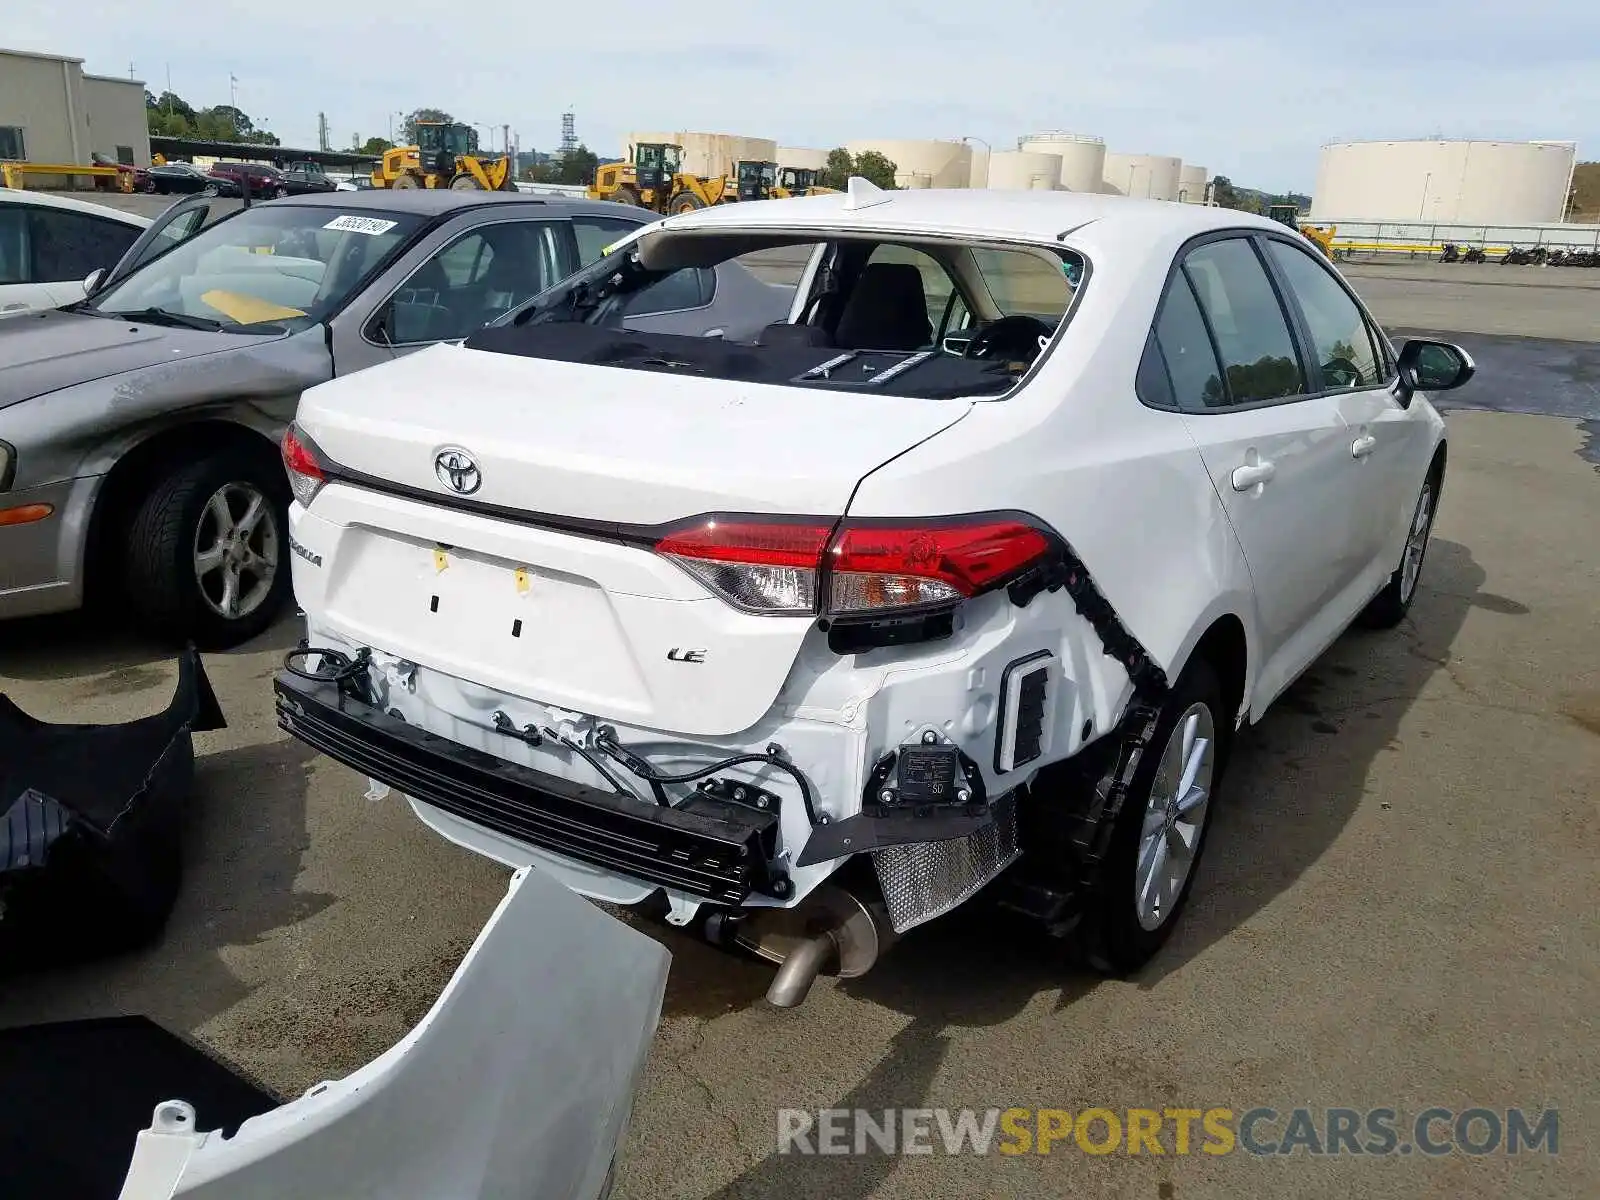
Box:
962, 314, 1055, 361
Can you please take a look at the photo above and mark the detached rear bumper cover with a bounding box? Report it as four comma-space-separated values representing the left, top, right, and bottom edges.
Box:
273, 670, 780, 904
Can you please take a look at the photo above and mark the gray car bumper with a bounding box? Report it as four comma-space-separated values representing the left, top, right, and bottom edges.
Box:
0, 475, 99, 620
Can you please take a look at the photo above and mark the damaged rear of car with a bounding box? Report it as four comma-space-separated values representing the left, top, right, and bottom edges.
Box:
274, 185, 1342, 1004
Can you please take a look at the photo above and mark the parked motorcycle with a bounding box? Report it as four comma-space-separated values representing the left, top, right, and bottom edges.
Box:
1440, 243, 1461, 263
1463, 246, 1488, 263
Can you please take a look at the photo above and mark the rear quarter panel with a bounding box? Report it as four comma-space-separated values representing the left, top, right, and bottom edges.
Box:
844, 239, 1258, 746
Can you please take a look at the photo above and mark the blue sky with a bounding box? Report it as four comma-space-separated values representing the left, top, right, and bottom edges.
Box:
8, 0, 1595, 191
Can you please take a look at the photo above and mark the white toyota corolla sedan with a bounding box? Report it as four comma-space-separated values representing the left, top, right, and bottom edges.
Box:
273, 180, 1473, 1006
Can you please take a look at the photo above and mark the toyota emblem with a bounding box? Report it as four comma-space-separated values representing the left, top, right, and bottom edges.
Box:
434, 448, 481, 495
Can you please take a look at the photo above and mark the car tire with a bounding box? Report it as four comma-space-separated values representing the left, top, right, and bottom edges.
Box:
1359, 466, 1441, 629
1073, 657, 1226, 975
124, 449, 292, 650
201, 183, 219, 196
273, 185, 289, 199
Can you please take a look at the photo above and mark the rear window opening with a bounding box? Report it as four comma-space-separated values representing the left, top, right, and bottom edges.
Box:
468, 230, 1088, 399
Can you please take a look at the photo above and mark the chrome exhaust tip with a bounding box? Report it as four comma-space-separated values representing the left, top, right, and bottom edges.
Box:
734, 883, 896, 1009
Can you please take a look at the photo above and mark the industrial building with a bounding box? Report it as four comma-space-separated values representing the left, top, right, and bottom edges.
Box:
0, 47, 151, 172
1311, 139, 1578, 223
622, 131, 778, 180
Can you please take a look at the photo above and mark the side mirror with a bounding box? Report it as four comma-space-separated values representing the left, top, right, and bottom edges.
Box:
82, 268, 105, 295
1394, 338, 1475, 406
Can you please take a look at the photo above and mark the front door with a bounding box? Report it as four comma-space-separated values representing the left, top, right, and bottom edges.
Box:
1158, 235, 1357, 711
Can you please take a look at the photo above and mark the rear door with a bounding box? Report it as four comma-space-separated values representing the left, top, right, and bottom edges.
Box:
0, 201, 54, 315
1151, 234, 1357, 711
1260, 236, 1427, 593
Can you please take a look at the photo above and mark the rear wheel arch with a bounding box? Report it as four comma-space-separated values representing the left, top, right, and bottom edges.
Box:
1171, 613, 1250, 740
83, 420, 282, 604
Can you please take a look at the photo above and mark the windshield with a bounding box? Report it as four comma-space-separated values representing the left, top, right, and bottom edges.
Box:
485, 230, 1085, 401
90, 205, 421, 333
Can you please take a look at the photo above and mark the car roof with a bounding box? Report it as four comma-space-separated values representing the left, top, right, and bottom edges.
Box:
258, 189, 641, 222
0, 188, 151, 227
656, 184, 1283, 245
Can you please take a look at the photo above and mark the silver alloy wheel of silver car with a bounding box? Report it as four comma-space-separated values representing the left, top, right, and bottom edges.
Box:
192, 481, 279, 622
1399, 482, 1434, 605
1134, 702, 1216, 932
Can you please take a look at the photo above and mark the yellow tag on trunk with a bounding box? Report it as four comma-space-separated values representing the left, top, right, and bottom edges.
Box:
433, 549, 449, 573
514, 567, 531, 595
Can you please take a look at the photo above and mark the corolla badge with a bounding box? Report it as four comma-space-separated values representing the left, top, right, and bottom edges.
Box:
434, 447, 482, 495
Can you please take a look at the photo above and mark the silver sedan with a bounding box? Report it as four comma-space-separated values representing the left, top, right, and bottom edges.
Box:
0, 190, 789, 647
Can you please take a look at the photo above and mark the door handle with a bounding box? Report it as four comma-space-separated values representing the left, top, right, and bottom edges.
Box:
1351, 434, 1377, 459
1231, 459, 1276, 492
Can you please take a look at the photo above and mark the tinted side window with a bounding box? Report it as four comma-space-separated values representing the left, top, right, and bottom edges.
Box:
571, 215, 642, 266
0, 207, 28, 284
387, 220, 562, 344
1265, 239, 1382, 389
29, 210, 141, 282
623, 267, 714, 315
1153, 274, 1226, 411
1182, 238, 1305, 405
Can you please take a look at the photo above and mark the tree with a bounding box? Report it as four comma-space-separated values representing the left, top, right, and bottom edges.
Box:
143, 90, 277, 144
555, 143, 598, 186
816, 146, 898, 190
358, 136, 393, 156
402, 108, 453, 146
818, 147, 854, 188
850, 150, 899, 190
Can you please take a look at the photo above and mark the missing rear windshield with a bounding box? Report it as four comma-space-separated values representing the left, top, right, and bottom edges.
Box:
467, 231, 1087, 399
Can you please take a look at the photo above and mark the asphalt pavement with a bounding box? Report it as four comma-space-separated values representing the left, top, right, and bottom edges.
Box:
0, 251, 1596, 1199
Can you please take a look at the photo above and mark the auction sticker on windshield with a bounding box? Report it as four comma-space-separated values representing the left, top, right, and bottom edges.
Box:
324, 215, 398, 236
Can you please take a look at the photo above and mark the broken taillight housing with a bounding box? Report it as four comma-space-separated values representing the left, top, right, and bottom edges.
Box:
655, 514, 1055, 619
281, 423, 327, 507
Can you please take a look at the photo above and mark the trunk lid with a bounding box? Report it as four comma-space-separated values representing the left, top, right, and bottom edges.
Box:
295, 342, 972, 736
298, 341, 972, 523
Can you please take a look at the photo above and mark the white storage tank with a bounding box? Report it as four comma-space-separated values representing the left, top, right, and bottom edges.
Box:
985, 150, 1062, 191
1018, 131, 1106, 193
1311, 139, 1577, 223
967, 144, 991, 188
1178, 165, 1209, 204
777, 146, 829, 171
846, 138, 972, 189
622, 131, 779, 178
1103, 152, 1183, 200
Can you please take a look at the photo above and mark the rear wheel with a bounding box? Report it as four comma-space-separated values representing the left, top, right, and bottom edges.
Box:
448, 172, 483, 190
1360, 467, 1440, 628
124, 449, 292, 650
1073, 658, 1225, 974
393, 172, 420, 189
273, 185, 289, 199
671, 191, 705, 215
613, 185, 641, 207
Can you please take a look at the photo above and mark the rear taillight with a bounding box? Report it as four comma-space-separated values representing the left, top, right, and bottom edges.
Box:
656, 519, 832, 614
281, 424, 326, 506
654, 514, 1055, 619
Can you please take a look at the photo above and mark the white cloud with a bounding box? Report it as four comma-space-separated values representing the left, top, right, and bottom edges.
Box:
6, 0, 1594, 189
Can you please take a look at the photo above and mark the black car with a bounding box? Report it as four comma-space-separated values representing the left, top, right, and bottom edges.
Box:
277, 164, 339, 196
145, 162, 239, 196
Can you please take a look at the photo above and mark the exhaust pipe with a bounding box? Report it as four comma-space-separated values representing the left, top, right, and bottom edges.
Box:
733, 883, 896, 1009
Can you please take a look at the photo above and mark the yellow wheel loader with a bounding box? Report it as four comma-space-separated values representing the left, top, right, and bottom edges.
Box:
774, 166, 840, 199
587, 144, 778, 213
370, 121, 514, 191
1267, 204, 1337, 259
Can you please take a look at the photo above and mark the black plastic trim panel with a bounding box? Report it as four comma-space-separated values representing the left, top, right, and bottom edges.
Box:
273, 671, 778, 903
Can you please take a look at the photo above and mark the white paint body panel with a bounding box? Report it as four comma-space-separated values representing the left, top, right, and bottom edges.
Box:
117, 865, 669, 1199
288, 187, 1447, 916
0, 188, 149, 317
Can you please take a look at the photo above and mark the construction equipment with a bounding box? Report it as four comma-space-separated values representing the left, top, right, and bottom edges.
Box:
588, 143, 779, 214
369, 122, 513, 192
775, 166, 840, 198
1267, 203, 1336, 259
